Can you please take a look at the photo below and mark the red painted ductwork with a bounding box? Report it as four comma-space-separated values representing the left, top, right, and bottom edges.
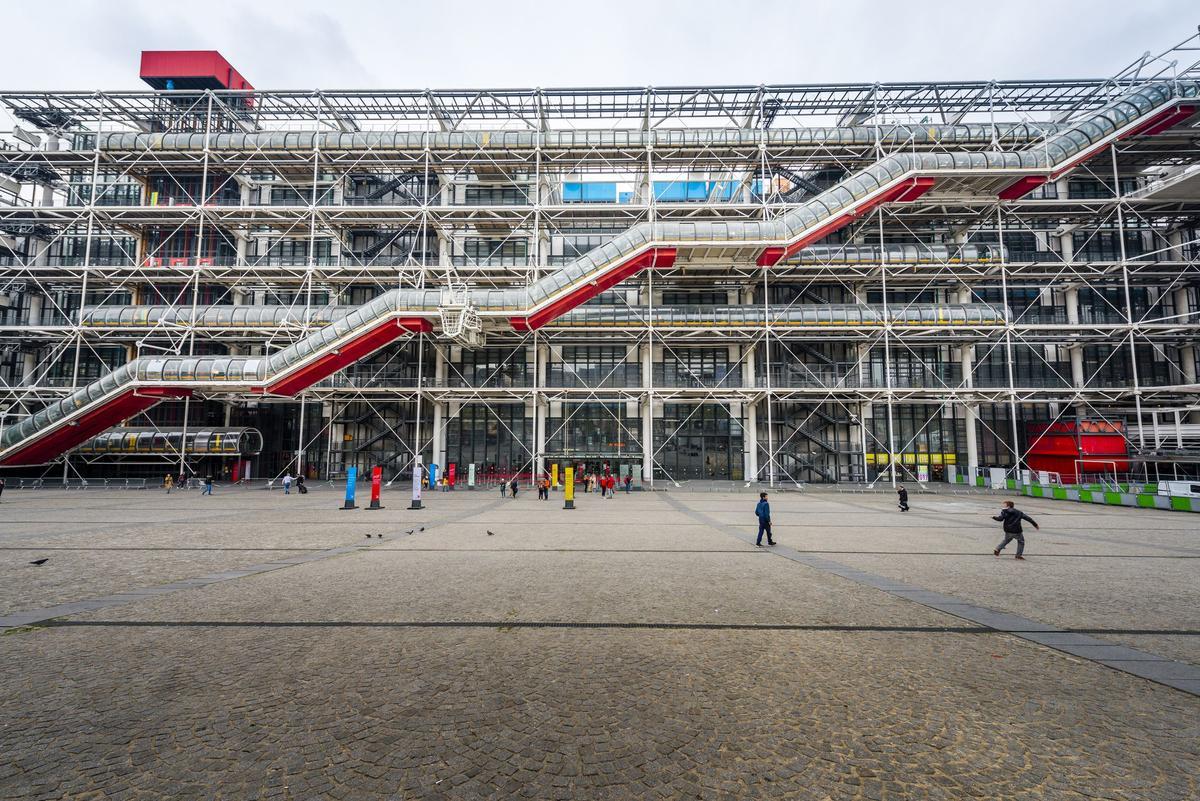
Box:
0, 387, 191, 467
510, 247, 678, 331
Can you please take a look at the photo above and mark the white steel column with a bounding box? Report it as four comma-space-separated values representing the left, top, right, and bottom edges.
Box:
535, 340, 548, 477
1065, 286, 1085, 388
743, 345, 758, 481
432, 345, 447, 467
641, 342, 653, 482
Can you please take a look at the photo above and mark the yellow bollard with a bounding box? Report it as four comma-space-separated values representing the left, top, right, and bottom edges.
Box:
563, 467, 575, 509
551, 463, 559, 489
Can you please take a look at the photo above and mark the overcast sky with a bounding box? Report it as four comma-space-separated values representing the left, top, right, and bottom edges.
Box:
3, 0, 1197, 90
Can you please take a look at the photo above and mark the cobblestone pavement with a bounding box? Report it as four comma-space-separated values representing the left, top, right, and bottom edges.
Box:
1, 486, 1197, 799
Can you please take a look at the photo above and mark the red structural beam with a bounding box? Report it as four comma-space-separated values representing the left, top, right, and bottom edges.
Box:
511, 248, 677, 331
264, 317, 432, 397
758, 178, 935, 267
0, 387, 191, 467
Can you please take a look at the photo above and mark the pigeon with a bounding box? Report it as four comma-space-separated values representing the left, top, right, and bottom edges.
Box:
404, 529, 415, 536
365, 533, 372, 538
29, 558, 49, 566
487, 530, 495, 536
377, 533, 383, 538
418, 527, 425, 532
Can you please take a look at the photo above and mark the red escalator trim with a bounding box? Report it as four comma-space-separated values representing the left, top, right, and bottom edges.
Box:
264, 317, 429, 397
1051, 103, 1198, 180
998, 175, 1048, 200
510, 247, 677, 331
0, 386, 192, 467
1121, 104, 1197, 139
757, 178, 936, 267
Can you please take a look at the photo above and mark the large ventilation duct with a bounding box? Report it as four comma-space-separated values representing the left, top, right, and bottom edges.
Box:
76, 427, 263, 456
95, 123, 1068, 155
81, 303, 1008, 328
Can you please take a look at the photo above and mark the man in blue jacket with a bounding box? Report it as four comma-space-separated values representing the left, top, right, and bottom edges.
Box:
755, 492, 776, 546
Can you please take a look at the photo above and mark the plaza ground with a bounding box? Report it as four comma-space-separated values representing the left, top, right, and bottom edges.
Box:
1, 484, 1197, 800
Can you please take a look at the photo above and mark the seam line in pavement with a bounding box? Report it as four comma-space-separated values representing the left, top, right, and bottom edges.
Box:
659, 493, 1200, 697
39, 621, 996, 632
0, 496, 509, 632
33, 621, 1200, 635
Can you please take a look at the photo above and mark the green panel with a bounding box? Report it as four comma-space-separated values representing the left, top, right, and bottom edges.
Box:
1078, 490, 1093, 502
1170, 496, 1191, 512
1103, 491, 1122, 504
975, 476, 985, 487
1052, 487, 1068, 500
1144, 484, 1158, 494
1030, 485, 1044, 497
1135, 494, 1155, 508
1006, 479, 1017, 490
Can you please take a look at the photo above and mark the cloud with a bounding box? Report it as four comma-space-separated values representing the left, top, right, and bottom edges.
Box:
0, 0, 1195, 90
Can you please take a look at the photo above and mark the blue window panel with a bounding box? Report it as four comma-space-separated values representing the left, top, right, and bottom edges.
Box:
582, 182, 617, 202
562, 182, 583, 202
618, 191, 633, 204
654, 181, 685, 201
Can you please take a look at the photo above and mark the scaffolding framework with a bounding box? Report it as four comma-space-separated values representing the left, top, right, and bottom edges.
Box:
2, 32, 1200, 485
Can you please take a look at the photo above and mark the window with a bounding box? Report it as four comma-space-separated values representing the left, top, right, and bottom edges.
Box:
462, 238, 528, 264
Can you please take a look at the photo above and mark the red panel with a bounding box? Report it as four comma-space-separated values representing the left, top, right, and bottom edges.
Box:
140, 51, 253, 91
0, 387, 191, 467
265, 318, 419, 396
998, 175, 1048, 200
892, 177, 936, 202
511, 248, 676, 331
1025, 421, 1130, 483
757, 178, 934, 267
1120, 104, 1197, 140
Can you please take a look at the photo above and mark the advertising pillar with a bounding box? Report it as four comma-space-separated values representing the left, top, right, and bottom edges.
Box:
468, 463, 476, 489
368, 465, 384, 510
563, 466, 575, 510
410, 462, 424, 510
341, 466, 358, 510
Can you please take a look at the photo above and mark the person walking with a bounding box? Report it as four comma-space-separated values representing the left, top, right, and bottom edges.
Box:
624, 474, 632, 494
754, 492, 776, 546
897, 484, 910, 512
510, 478, 519, 498
606, 475, 615, 499
164, 473, 174, 494
992, 500, 1039, 560
0, 476, 6, 502
296, 475, 307, 494
201, 475, 214, 496
282, 473, 294, 495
